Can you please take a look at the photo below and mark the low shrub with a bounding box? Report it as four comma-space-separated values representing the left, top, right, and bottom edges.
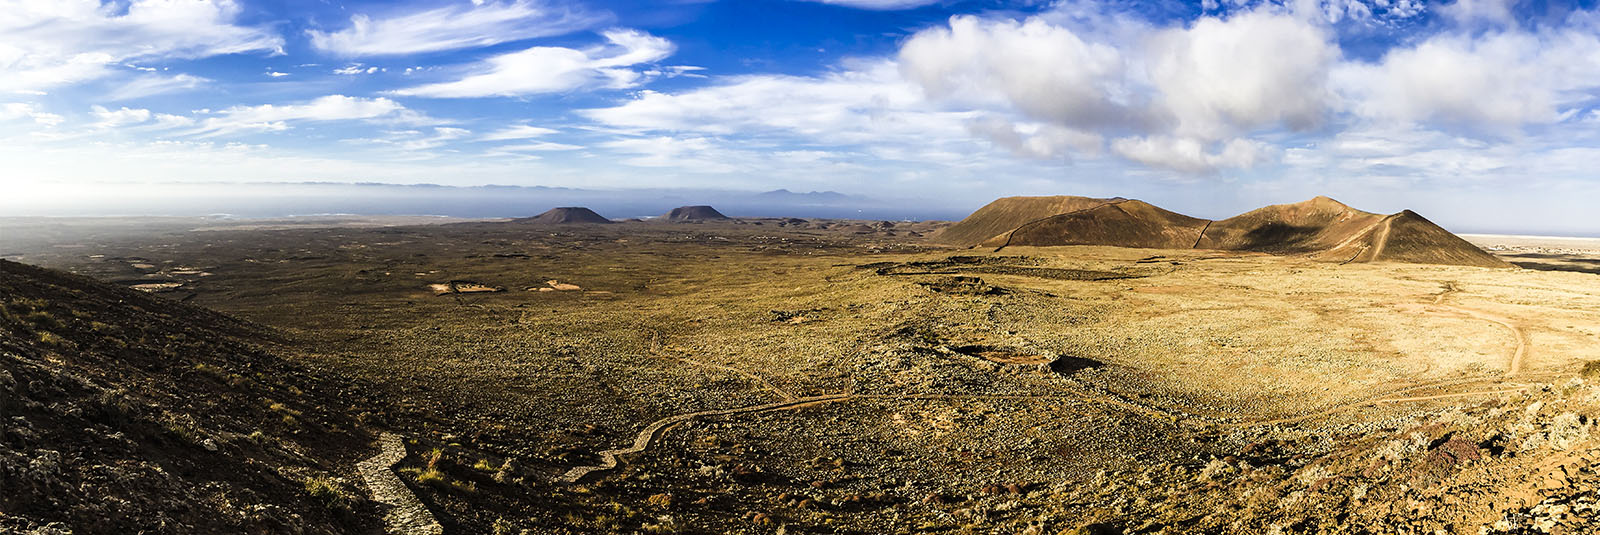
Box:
304, 476, 347, 510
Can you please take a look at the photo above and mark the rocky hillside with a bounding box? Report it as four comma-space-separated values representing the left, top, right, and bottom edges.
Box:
0, 260, 381, 534
952, 378, 1600, 534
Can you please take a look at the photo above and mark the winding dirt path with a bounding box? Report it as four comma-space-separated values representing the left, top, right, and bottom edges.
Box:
671, 356, 796, 401
1333, 216, 1392, 264
1437, 305, 1529, 376
1430, 281, 1528, 377
1229, 388, 1533, 428
648, 330, 796, 401
557, 393, 852, 483
554, 332, 823, 483
557, 387, 1202, 484
1433, 302, 1529, 378
358, 433, 444, 535
560, 374, 1553, 482
1370, 216, 1394, 259
1220, 281, 1539, 428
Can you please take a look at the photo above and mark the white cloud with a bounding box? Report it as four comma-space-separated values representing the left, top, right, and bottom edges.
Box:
897, 10, 1333, 171
1437, 0, 1517, 26
797, 0, 941, 9
90, 106, 152, 128
334, 64, 384, 75
1335, 26, 1600, 133
965, 116, 1102, 159
107, 74, 209, 101
0, 0, 282, 94
584, 61, 971, 144
599, 136, 740, 173
642, 65, 708, 79
307, 0, 607, 57
265, 71, 289, 78
80, 105, 195, 131
899, 16, 1139, 131
579, 60, 1044, 181
1110, 136, 1274, 173
493, 141, 584, 151
482, 124, 560, 140
1144, 11, 1337, 140
189, 95, 416, 137
347, 126, 473, 152
390, 29, 674, 98
0, 103, 63, 126
1276, 124, 1521, 189
152, 113, 196, 129
0, 52, 115, 94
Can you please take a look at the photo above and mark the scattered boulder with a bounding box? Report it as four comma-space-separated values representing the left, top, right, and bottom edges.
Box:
529, 280, 582, 292
917, 276, 1008, 296
428, 281, 503, 295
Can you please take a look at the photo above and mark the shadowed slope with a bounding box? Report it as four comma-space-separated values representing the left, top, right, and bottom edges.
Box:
514, 207, 613, 224
934, 195, 1124, 246
982, 200, 1210, 249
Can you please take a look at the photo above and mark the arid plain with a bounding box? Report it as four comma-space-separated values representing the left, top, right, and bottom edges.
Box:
6, 202, 1600, 534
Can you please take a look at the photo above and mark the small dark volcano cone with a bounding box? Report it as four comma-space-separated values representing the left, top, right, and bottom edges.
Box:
514, 207, 613, 224
661, 205, 729, 221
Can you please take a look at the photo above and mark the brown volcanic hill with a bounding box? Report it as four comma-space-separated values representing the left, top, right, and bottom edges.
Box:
1357, 210, 1511, 267
1198, 197, 1509, 267
0, 260, 381, 533
981, 200, 1210, 249
514, 207, 613, 224
1197, 196, 1386, 254
661, 205, 729, 221
934, 195, 1125, 246
959, 195, 1509, 267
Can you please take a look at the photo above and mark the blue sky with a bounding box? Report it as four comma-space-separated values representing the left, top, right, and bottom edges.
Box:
3, 0, 1600, 233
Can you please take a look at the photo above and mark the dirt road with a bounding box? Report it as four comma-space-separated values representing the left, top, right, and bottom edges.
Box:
557, 393, 852, 483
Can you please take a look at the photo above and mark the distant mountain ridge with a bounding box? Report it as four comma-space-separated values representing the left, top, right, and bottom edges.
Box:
940, 195, 1509, 268
757, 189, 852, 202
